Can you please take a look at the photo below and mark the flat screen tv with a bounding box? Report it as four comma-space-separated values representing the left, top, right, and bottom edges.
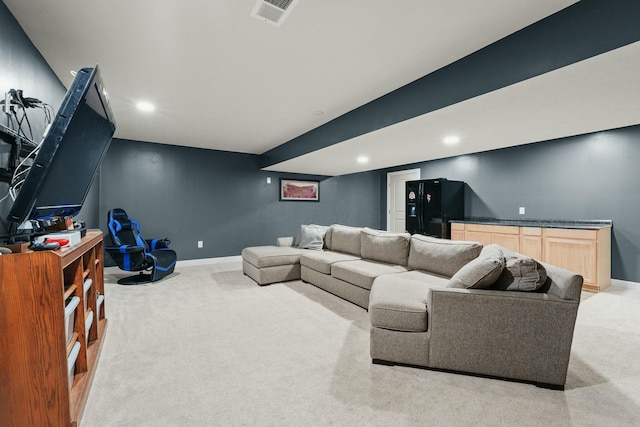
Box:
7, 65, 116, 226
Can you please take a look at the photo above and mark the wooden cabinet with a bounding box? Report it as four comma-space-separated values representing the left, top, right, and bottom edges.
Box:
464, 223, 520, 252
520, 227, 542, 260
453, 222, 611, 292
542, 227, 610, 292
450, 223, 465, 241
0, 230, 107, 426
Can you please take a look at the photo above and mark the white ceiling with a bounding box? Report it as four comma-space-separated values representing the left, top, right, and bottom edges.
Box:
268, 41, 640, 175
7, 0, 636, 177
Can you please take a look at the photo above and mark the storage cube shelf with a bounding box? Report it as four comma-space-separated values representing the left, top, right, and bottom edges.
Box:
65, 296, 81, 346
0, 230, 107, 426
67, 341, 81, 393
83, 277, 93, 313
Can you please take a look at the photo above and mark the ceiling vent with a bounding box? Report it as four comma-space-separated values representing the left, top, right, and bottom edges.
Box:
251, 0, 299, 26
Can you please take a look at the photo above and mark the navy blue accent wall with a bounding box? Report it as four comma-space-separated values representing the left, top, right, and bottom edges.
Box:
380, 124, 640, 283
1, 4, 62, 233
261, 0, 640, 168
99, 139, 381, 262
0, 3, 100, 234
3, 1, 640, 286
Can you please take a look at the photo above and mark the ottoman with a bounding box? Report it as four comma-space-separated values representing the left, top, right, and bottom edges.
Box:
242, 245, 307, 285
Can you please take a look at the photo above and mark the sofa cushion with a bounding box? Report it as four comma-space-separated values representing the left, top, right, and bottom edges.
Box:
492, 246, 547, 292
241, 246, 307, 268
329, 225, 362, 256
300, 250, 361, 275
295, 224, 329, 250
360, 228, 411, 266
385, 269, 452, 288
448, 244, 505, 289
331, 260, 409, 290
370, 271, 450, 332
408, 235, 482, 277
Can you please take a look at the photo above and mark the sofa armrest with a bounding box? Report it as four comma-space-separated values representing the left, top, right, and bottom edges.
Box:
277, 237, 294, 247
427, 287, 579, 386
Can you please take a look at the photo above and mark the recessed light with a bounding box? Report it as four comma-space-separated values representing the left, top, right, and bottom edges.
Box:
312, 110, 324, 116
357, 156, 369, 164
136, 101, 155, 112
70, 70, 77, 76
443, 135, 460, 145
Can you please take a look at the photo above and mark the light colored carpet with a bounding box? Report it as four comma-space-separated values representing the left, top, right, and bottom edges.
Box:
81, 261, 640, 426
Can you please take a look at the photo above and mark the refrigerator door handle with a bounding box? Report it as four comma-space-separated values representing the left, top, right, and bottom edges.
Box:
417, 183, 424, 233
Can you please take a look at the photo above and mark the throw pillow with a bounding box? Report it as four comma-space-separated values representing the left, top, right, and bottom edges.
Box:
296, 224, 328, 250
492, 250, 547, 292
448, 244, 505, 289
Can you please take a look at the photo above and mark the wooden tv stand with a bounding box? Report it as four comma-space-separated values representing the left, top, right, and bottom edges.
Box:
0, 230, 107, 426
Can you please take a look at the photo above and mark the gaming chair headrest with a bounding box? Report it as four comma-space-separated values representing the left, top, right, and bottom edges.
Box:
109, 208, 133, 232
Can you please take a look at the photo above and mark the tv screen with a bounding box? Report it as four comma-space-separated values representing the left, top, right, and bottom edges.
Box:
7, 65, 116, 225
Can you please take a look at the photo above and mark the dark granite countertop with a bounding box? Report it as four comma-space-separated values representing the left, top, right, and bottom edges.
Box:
450, 218, 612, 229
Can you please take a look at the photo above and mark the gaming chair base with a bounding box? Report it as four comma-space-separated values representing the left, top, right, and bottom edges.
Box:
117, 272, 152, 285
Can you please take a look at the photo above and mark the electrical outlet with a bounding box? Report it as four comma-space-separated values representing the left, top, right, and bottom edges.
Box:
267, 177, 271, 184
197, 240, 203, 248
519, 207, 525, 215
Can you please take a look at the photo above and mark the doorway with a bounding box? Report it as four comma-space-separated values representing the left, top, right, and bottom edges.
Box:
387, 169, 420, 232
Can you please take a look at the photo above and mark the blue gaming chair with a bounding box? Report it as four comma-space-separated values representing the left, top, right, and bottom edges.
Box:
106, 208, 177, 285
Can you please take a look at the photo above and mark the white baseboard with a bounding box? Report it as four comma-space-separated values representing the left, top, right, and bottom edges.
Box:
104, 256, 242, 273
611, 278, 640, 289
110, 258, 640, 289
176, 255, 242, 267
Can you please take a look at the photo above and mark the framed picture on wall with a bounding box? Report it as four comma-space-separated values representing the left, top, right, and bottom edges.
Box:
280, 179, 319, 201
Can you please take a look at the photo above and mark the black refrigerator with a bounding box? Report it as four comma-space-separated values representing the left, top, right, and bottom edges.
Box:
406, 178, 464, 238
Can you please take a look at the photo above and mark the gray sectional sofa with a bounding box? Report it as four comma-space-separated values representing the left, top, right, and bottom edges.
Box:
241, 224, 583, 388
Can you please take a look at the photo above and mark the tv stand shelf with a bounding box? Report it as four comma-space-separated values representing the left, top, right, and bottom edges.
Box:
0, 230, 107, 426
